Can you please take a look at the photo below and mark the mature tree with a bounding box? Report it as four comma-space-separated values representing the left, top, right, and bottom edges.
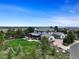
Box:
50, 26, 53, 28
0, 32, 4, 50
5, 29, 12, 39
63, 28, 67, 34
15, 29, 25, 38
5, 29, 16, 39
23, 27, 34, 36
76, 30, 79, 38
30, 49, 37, 59
63, 31, 76, 45
51, 47, 56, 56
27, 27, 34, 33
5, 29, 25, 39
0, 32, 4, 44
59, 28, 67, 34
23, 29, 29, 36
0, 31, 4, 34
16, 45, 21, 56
40, 36, 50, 59
54, 26, 58, 32
7, 48, 13, 59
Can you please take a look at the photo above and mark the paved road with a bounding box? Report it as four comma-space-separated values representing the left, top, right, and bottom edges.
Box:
70, 43, 79, 59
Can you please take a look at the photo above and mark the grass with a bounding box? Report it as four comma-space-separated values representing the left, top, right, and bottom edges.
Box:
0, 39, 69, 59
0, 39, 40, 59
0, 51, 7, 59
6, 39, 40, 52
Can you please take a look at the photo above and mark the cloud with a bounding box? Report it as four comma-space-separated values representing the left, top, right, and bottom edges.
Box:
39, 16, 79, 27
70, 3, 79, 14
0, 4, 30, 12
58, 0, 79, 15
0, 3, 79, 27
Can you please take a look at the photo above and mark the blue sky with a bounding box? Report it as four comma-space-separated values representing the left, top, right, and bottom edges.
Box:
0, 0, 79, 27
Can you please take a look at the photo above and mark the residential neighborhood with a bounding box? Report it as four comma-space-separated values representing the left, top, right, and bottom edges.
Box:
0, 26, 77, 59
0, 0, 79, 59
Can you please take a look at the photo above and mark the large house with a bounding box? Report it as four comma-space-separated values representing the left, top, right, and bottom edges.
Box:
30, 27, 66, 40
34, 27, 54, 35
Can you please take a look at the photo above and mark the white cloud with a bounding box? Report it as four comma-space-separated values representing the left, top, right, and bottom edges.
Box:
68, 3, 79, 14
0, 3, 79, 27
0, 4, 30, 12
39, 16, 79, 27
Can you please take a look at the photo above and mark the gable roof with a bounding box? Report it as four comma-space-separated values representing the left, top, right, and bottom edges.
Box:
34, 27, 54, 32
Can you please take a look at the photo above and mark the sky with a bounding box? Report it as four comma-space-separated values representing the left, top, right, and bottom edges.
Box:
0, 0, 79, 27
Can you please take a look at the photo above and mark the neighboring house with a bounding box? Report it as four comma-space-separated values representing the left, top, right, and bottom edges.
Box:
34, 27, 54, 35
29, 33, 41, 40
52, 32, 65, 39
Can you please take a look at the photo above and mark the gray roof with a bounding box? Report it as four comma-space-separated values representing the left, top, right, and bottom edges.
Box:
29, 33, 40, 36
41, 34, 51, 37
53, 32, 65, 36
34, 27, 54, 32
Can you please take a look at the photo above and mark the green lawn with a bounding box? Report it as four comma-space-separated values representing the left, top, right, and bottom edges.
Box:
6, 39, 40, 52
0, 39, 69, 59
0, 39, 41, 59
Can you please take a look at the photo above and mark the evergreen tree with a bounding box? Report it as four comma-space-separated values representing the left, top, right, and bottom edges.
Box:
40, 36, 50, 59
51, 47, 56, 56
54, 26, 58, 32
15, 29, 25, 38
7, 48, 12, 59
76, 30, 79, 38
63, 31, 76, 45
5, 29, 16, 39
0, 32, 4, 44
27, 27, 34, 33
15, 45, 21, 56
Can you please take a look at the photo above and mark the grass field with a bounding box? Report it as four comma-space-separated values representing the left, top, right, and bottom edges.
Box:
0, 39, 40, 59
4, 39, 40, 52
0, 39, 69, 59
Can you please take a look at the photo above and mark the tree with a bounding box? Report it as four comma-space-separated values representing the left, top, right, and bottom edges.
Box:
54, 26, 58, 32
51, 47, 56, 56
15, 29, 25, 38
7, 48, 13, 59
59, 28, 67, 34
0, 32, 5, 50
63, 31, 76, 45
0, 32, 4, 44
27, 27, 34, 33
5, 29, 12, 39
15, 45, 22, 56
23, 27, 34, 36
0, 31, 4, 34
50, 26, 53, 28
30, 49, 37, 59
5, 29, 16, 39
40, 36, 50, 59
76, 30, 79, 38
23, 29, 29, 36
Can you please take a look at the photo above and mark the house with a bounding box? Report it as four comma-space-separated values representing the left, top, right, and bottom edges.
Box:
29, 33, 41, 40
52, 32, 65, 39
34, 27, 54, 35
33, 27, 66, 40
